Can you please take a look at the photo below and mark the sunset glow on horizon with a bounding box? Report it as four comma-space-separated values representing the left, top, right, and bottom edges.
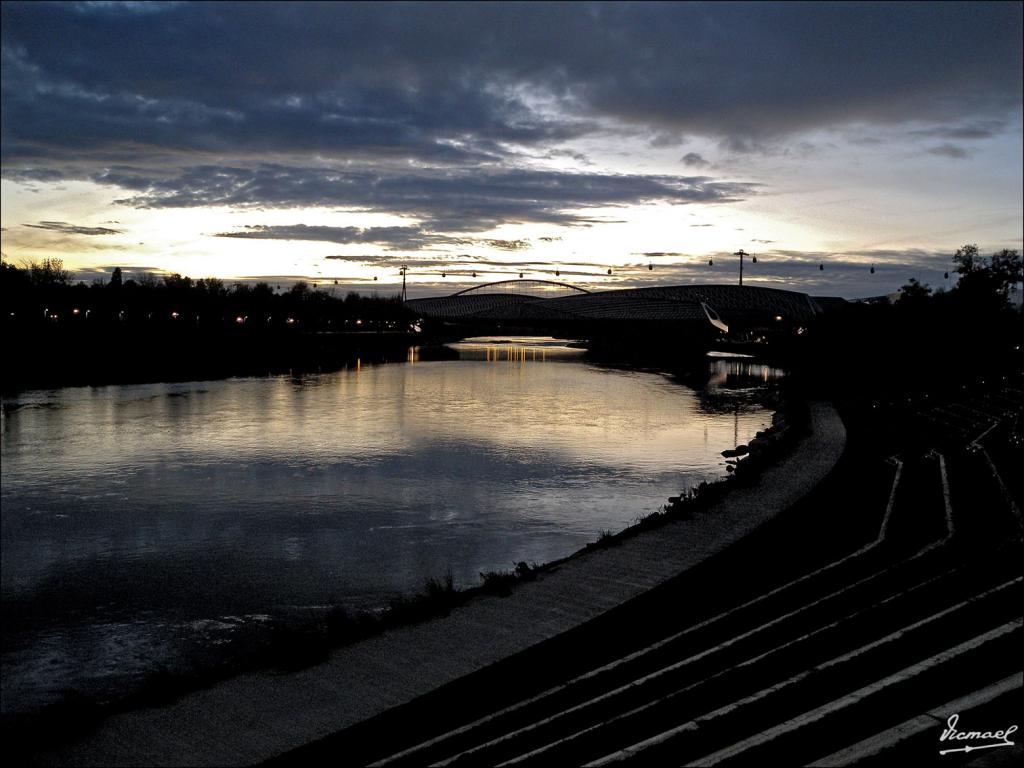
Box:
2, 2, 1021, 298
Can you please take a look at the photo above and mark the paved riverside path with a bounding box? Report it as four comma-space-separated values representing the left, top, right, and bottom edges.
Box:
37, 403, 845, 768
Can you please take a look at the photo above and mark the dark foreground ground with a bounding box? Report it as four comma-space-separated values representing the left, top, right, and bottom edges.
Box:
267, 382, 1022, 767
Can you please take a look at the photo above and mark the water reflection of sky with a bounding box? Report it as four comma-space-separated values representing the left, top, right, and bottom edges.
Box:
1, 343, 778, 713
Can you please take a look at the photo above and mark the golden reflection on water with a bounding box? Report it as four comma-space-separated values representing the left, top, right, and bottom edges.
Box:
451, 336, 579, 365
1, 341, 774, 488
706, 360, 785, 388
0, 340, 781, 712
480, 346, 551, 363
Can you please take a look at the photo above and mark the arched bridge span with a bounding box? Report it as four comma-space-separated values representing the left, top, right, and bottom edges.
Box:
450, 279, 591, 298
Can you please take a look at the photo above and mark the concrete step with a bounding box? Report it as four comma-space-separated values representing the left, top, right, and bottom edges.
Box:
582, 582, 1021, 766
695, 621, 1022, 767
884, 452, 950, 550
354, 539, 896, 765
467, 561, 1017, 767
946, 449, 1019, 544
975, 422, 1023, 529
363, 542, 954, 767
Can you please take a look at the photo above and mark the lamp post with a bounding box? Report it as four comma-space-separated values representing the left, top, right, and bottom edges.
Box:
399, 265, 408, 303
734, 249, 749, 286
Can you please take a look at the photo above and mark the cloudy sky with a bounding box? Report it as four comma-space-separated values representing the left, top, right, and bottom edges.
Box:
1, 1, 1021, 298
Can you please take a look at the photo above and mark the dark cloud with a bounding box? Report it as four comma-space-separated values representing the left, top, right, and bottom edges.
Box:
216, 227, 533, 253
718, 136, 773, 155
481, 239, 530, 251
927, 143, 970, 160
650, 132, 687, 148
909, 121, 1005, 140
2, 167, 67, 183
261, 275, 388, 285
219, 225, 611, 256
0, 3, 585, 169
538, 148, 593, 165
847, 135, 886, 146
104, 164, 756, 231
24, 220, 123, 235
1, 2, 1019, 285
2, 2, 1019, 171
324, 254, 429, 265
214, 224, 456, 250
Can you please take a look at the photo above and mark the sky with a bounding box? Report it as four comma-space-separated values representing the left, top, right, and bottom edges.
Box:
1, 1, 1021, 299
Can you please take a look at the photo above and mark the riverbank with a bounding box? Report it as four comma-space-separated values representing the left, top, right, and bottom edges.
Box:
2, 327, 418, 392
24, 402, 845, 767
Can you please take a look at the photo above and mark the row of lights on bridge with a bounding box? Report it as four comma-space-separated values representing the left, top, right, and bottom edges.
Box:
248, 256, 926, 287
406, 250, 897, 285
209, 252, 954, 290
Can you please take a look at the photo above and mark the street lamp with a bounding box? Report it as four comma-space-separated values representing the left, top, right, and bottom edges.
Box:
734, 249, 750, 286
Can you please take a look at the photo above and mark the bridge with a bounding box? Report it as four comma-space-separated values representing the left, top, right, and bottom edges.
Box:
406, 281, 831, 338
451, 279, 591, 298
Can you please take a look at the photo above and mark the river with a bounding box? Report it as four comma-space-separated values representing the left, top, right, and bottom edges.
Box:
1, 337, 782, 715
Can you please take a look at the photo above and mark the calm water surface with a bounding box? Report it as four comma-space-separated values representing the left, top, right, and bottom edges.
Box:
1, 338, 781, 714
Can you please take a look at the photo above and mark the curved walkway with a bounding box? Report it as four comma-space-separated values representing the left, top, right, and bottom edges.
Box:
36, 403, 845, 768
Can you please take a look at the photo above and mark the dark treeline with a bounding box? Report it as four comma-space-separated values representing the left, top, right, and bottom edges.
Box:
2, 246, 1021, 394
1, 261, 417, 391
1, 261, 411, 331
794, 245, 1023, 400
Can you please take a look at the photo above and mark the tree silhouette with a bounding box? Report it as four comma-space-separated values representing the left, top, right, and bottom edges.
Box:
953, 244, 1022, 306
29, 257, 69, 286
897, 277, 931, 305
990, 249, 1023, 299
